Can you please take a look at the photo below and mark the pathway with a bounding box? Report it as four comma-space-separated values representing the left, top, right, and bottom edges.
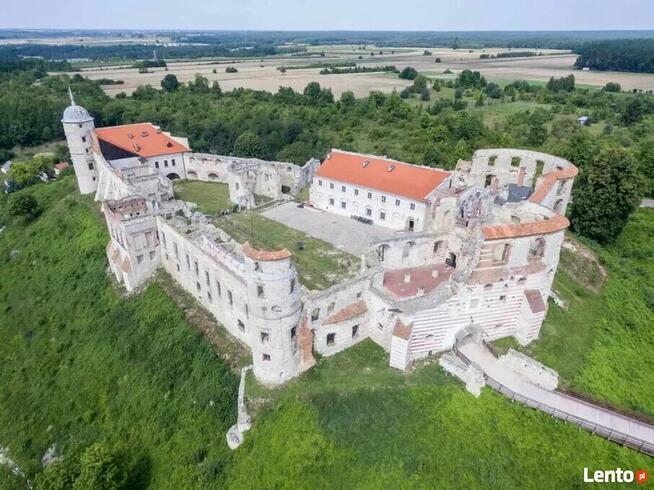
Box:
456, 339, 654, 456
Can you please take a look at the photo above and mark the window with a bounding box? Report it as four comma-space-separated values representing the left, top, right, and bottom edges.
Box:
499, 295, 507, 302
329, 183, 334, 189
137, 255, 143, 264
318, 179, 323, 186
311, 308, 320, 322
149, 251, 155, 260
352, 325, 359, 338
381, 196, 386, 203
174, 242, 179, 258
380, 211, 386, 221
341, 185, 346, 192
354, 189, 359, 196
262, 353, 271, 361
329, 198, 335, 206
291, 326, 297, 339
341, 201, 346, 209
205, 271, 210, 286
164, 160, 169, 167
356, 291, 362, 299
227, 290, 233, 306
171, 159, 176, 167
194, 261, 199, 276
257, 285, 264, 298
328, 302, 335, 314
377, 322, 384, 330
237, 319, 245, 331
216, 280, 222, 296
87, 162, 94, 171
185, 254, 190, 269
176, 263, 180, 272
155, 161, 159, 168
261, 332, 270, 344
196, 282, 201, 292
291, 326, 297, 353
366, 208, 372, 216
410, 203, 416, 210
207, 291, 212, 303
367, 192, 372, 199
245, 304, 249, 318
326, 333, 336, 346
81, 136, 86, 143
290, 278, 296, 293
395, 199, 400, 206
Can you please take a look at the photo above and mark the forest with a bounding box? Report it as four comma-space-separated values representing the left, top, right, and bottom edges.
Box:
573, 38, 654, 73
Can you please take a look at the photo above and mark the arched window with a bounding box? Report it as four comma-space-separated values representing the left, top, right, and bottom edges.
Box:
433, 240, 444, 257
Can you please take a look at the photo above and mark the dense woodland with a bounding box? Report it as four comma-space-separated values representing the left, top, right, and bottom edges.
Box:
574, 38, 654, 73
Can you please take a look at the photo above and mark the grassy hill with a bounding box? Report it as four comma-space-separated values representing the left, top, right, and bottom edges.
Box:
0, 177, 652, 488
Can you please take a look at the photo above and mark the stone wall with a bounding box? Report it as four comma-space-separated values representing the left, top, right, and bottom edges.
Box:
499, 348, 559, 390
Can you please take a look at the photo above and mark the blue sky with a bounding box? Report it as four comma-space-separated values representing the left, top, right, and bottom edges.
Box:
2, 0, 654, 30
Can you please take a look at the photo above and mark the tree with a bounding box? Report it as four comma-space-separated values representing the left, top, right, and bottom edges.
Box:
73, 443, 124, 490
160, 74, 179, 92
187, 74, 210, 94
339, 90, 355, 108
412, 75, 428, 92
484, 82, 502, 99
432, 79, 441, 92
8, 193, 41, 221
621, 98, 645, 125
225, 66, 238, 73
399, 88, 411, 99
571, 147, 643, 243
233, 131, 268, 159
419, 88, 431, 101
398, 67, 418, 80
604, 82, 621, 92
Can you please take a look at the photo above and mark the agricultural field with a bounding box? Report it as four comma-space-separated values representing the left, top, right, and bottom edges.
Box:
69, 45, 654, 98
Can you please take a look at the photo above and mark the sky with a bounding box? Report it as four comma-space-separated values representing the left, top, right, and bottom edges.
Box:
2, 0, 654, 31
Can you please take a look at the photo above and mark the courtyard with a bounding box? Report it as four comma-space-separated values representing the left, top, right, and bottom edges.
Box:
261, 201, 400, 256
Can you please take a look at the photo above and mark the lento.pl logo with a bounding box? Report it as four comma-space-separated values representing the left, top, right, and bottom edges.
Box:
583, 467, 649, 484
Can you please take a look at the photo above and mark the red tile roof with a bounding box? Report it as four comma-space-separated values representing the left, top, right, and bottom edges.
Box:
524, 289, 546, 314
393, 319, 412, 340
54, 162, 70, 171
241, 242, 291, 261
529, 166, 578, 204
482, 214, 569, 240
316, 150, 450, 201
383, 264, 453, 299
323, 301, 368, 325
94, 123, 189, 158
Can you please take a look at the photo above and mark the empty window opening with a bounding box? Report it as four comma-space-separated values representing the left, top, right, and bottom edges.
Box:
261, 332, 270, 344
352, 325, 359, 338
311, 308, 320, 322
262, 353, 270, 361
326, 333, 336, 346
237, 319, 245, 331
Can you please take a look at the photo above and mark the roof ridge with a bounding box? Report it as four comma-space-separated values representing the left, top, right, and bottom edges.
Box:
329, 148, 448, 173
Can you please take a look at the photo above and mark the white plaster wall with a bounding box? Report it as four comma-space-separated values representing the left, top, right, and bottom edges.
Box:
310, 176, 428, 232
63, 120, 97, 194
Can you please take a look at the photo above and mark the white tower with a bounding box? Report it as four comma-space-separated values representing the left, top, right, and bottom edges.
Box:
61, 88, 97, 194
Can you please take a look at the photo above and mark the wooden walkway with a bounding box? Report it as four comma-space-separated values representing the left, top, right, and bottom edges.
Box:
455, 340, 654, 457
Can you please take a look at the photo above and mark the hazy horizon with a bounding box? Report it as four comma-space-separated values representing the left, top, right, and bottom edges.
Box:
3, 0, 654, 31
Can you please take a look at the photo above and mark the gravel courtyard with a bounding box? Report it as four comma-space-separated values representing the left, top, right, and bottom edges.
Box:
261, 202, 398, 256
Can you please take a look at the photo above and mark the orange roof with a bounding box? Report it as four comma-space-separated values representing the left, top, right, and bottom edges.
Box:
393, 319, 412, 340
529, 166, 578, 204
316, 150, 450, 201
241, 242, 291, 261
482, 214, 569, 240
323, 301, 368, 325
94, 123, 189, 158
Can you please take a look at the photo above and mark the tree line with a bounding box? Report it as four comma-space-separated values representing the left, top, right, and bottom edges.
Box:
574, 39, 654, 73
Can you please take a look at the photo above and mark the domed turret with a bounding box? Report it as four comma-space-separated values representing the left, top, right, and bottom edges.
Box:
61, 87, 94, 124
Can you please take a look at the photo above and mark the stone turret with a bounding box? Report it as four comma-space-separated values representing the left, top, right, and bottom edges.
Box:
62, 88, 97, 194
241, 243, 303, 385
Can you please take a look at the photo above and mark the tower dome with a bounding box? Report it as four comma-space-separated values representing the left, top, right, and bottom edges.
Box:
61, 87, 94, 124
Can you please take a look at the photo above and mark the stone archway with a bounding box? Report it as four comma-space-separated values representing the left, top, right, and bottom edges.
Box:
166, 172, 181, 180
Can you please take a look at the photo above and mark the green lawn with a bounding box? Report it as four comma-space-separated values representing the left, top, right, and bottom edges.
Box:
173, 180, 233, 214
0, 177, 238, 488
215, 212, 359, 290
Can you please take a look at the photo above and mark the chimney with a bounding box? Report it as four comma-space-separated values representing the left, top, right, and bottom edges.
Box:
417, 286, 425, 296
431, 269, 439, 278
404, 272, 411, 283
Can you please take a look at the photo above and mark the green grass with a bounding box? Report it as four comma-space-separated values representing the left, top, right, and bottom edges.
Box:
173, 180, 233, 215
215, 212, 359, 290
227, 341, 651, 489
0, 177, 239, 488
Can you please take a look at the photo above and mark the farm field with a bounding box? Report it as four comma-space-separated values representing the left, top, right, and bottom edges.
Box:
68, 45, 654, 97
